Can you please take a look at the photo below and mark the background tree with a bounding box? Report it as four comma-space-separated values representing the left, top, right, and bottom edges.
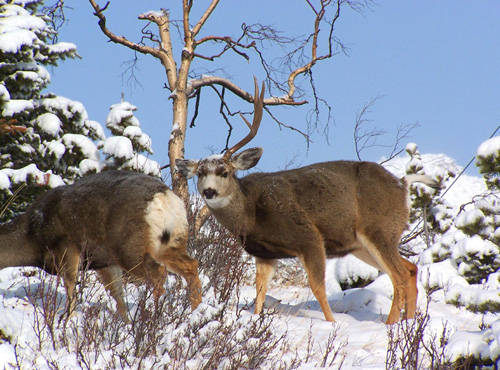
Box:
87, 0, 369, 207
0, 0, 104, 222
101, 96, 160, 176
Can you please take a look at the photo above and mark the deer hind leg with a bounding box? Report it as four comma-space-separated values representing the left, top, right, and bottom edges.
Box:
356, 231, 418, 324
400, 257, 418, 320
254, 258, 276, 315
97, 266, 129, 322
155, 246, 202, 310
300, 243, 335, 322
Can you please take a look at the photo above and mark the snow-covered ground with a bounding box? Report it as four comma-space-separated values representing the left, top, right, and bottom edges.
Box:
0, 152, 499, 368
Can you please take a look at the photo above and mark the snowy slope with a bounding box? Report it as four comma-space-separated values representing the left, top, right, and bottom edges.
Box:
0, 153, 499, 369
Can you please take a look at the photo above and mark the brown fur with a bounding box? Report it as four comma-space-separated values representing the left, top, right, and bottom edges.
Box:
177, 153, 427, 324
0, 170, 201, 320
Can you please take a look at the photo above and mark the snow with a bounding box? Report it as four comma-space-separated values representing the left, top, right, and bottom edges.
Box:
102, 136, 133, 160
47, 41, 76, 54
419, 260, 468, 291
0, 164, 64, 190
83, 119, 106, 140
0, 28, 36, 53
405, 142, 418, 154
45, 140, 66, 159
0, 171, 10, 190
477, 136, 500, 158
122, 125, 142, 138
0, 83, 10, 102
0, 151, 499, 368
36, 112, 61, 136
106, 101, 139, 130
62, 133, 99, 161
0, 4, 46, 53
139, 10, 164, 18
125, 153, 161, 176
1, 99, 34, 116
41, 96, 88, 121
79, 158, 101, 175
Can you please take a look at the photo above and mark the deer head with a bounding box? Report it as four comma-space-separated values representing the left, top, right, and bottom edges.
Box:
176, 78, 265, 210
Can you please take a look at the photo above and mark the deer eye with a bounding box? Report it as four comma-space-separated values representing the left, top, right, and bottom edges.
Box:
221, 171, 229, 178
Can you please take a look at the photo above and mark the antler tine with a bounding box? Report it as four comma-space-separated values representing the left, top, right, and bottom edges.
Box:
224, 77, 265, 159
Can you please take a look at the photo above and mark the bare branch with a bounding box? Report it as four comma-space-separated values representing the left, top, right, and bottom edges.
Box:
353, 96, 385, 161
186, 76, 307, 106
194, 36, 254, 61
138, 9, 178, 89
42, 0, 69, 41
379, 122, 420, 165
287, 0, 342, 98
212, 86, 234, 152
88, 0, 162, 58
264, 107, 311, 143
189, 88, 201, 128
191, 0, 220, 38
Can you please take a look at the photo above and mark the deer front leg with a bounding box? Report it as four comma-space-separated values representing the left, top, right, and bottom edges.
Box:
300, 245, 335, 322
254, 257, 276, 315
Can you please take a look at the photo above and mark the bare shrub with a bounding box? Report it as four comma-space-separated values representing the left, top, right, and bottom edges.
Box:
12, 205, 298, 369
385, 303, 430, 369
384, 297, 476, 370
273, 259, 308, 288
188, 204, 252, 305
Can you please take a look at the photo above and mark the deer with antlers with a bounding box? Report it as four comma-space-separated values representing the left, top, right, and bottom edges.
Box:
176, 78, 436, 324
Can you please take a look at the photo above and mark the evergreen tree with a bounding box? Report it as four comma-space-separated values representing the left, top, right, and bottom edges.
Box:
476, 136, 500, 192
0, 0, 105, 221
405, 143, 454, 238
454, 136, 500, 259
417, 138, 500, 287
101, 97, 160, 176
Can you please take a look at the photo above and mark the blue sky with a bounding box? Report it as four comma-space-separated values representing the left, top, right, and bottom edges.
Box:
49, 1, 500, 177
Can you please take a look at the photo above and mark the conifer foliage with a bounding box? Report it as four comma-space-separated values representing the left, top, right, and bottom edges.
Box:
101, 98, 160, 176
0, 0, 159, 222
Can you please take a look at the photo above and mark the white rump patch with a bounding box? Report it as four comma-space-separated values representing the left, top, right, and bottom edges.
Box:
144, 189, 188, 257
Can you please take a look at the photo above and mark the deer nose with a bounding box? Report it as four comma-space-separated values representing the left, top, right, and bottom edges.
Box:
203, 188, 218, 199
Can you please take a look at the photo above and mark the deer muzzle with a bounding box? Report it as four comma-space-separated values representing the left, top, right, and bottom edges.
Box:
203, 188, 218, 199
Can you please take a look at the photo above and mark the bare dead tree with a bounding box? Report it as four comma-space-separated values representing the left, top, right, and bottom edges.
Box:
353, 97, 419, 163
87, 0, 369, 217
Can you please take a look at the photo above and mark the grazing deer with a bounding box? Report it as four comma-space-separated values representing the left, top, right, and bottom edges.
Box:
0, 170, 201, 321
176, 79, 437, 324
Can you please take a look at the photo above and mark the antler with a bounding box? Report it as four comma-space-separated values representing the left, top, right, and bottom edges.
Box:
223, 77, 265, 159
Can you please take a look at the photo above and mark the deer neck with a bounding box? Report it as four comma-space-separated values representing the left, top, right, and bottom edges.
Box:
206, 180, 255, 236
0, 214, 41, 269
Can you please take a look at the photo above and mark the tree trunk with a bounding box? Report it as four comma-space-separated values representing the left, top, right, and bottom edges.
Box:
169, 46, 193, 203
169, 91, 189, 202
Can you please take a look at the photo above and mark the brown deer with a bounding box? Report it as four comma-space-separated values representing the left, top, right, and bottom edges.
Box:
176, 79, 437, 324
0, 170, 201, 321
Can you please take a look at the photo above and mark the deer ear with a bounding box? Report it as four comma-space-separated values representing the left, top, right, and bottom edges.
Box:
175, 159, 198, 179
232, 147, 263, 170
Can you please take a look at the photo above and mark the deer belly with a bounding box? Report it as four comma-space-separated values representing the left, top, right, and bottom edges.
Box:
243, 238, 295, 259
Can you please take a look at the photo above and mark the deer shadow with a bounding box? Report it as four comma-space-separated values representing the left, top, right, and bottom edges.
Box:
238, 288, 390, 323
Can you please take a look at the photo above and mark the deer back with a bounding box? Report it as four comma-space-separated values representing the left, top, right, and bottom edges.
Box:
26, 170, 187, 272
230, 160, 409, 258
